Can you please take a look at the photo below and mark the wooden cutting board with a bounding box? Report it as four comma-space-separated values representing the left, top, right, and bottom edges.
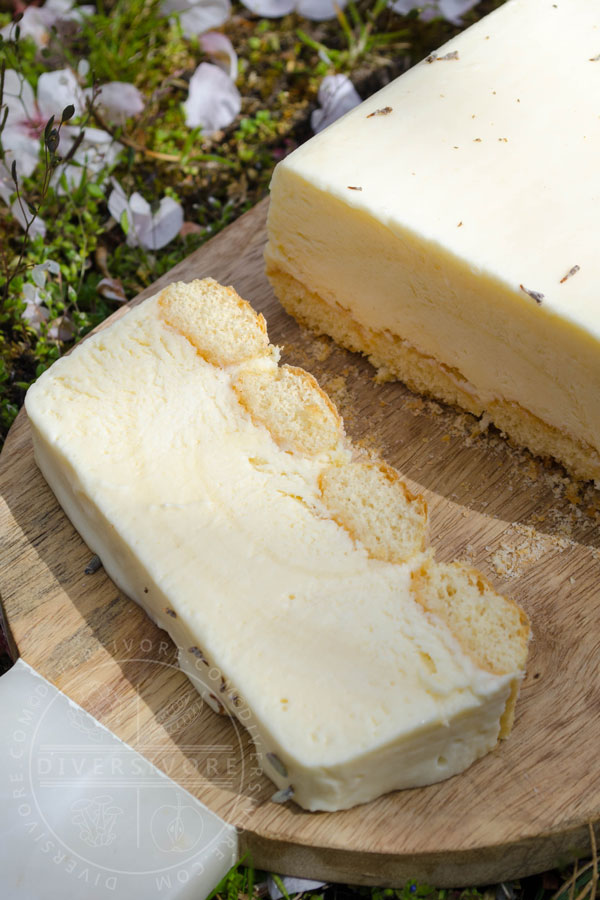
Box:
2, 198, 600, 888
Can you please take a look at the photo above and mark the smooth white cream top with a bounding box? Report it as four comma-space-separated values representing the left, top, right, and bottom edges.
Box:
279, 0, 600, 340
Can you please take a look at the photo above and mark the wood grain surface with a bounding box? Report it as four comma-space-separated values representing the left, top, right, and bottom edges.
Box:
2, 197, 600, 887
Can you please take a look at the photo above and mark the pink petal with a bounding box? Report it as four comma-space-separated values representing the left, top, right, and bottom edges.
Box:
295, 0, 348, 19
311, 74, 361, 134
199, 32, 238, 80
136, 196, 184, 250
238, 0, 295, 16
36, 68, 85, 120
96, 82, 145, 126
183, 62, 241, 133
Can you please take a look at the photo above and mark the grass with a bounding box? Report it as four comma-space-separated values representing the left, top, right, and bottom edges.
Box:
0, 2, 596, 899
0, 0, 505, 444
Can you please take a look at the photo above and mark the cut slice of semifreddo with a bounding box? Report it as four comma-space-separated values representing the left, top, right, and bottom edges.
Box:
265, 0, 600, 481
25, 279, 529, 812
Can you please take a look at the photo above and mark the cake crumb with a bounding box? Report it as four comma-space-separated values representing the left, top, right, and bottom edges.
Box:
560, 264, 580, 283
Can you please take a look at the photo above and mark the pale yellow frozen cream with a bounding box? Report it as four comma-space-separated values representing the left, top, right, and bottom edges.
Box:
266, 0, 600, 480
25, 283, 527, 811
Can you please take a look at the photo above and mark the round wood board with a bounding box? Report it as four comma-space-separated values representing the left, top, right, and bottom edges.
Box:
1, 198, 600, 888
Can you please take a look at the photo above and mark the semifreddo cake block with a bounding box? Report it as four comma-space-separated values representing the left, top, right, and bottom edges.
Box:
265, 0, 600, 482
25, 278, 529, 812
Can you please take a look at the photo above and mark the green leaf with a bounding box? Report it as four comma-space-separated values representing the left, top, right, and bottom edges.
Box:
119, 209, 130, 235
86, 183, 105, 199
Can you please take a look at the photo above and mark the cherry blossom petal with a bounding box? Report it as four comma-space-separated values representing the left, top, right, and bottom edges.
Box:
436, 0, 479, 24
0, 8, 53, 45
107, 183, 145, 247
97, 277, 128, 303
267, 876, 326, 900
162, 0, 231, 36
199, 32, 238, 80
23, 283, 43, 304
10, 199, 47, 237
96, 82, 145, 126
54, 127, 123, 191
0, 164, 13, 206
388, 0, 478, 23
107, 182, 131, 227
21, 285, 49, 332
36, 68, 85, 120
311, 74, 361, 133
238, 0, 295, 16
3, 70, 36, 123
295, 0, 348, 20
183, 62, 241, 133
1, 0, 93, 44
22, 302, 50, 331
1, 125, 40, 179
0, 163, 46, 234
31, 265, 48, 289
136, 196, 184, 250
48, 314, 75, 341
108, 183, 183, 250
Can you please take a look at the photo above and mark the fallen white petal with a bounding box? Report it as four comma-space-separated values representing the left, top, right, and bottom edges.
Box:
22, 283, 43, 304
183, 62, 241, 133
267, 876, 327, 900
48, 315, 75, 342
199, 32, 238, 80
45, 0, 77, 13
0, 164, 14, 206
437, 0, 480, 24
36, 68, 85, 121
96, 82, 145, 125
3, 69, 37, 123
9, 198, 46, 238
31, 265, 48, 289
162, 0, 231, 35
1, 124, 41, 179
238, 0, 295, 16
0, 7, 53, 46
388, 0, 418, 13
388, 0, 479, 23
136, 196, 184, 250
53, 127, 123, 191
295, 0, 348, 20
22, 301, 50, 331
107, 182, 130, 219
97, 277, 128, 303
107, 184, 136, 245
311, 73, 361, 133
